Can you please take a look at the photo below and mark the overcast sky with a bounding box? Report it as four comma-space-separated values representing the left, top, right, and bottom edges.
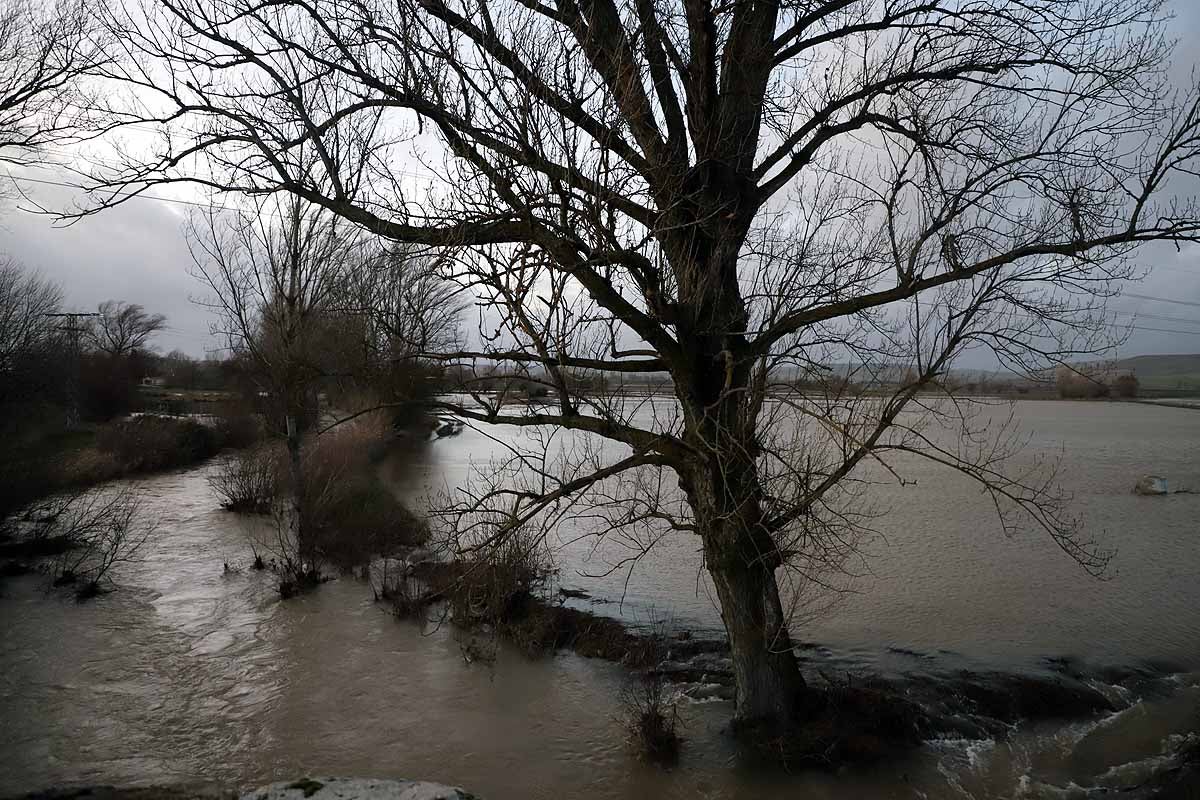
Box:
2, 1, 1200, 362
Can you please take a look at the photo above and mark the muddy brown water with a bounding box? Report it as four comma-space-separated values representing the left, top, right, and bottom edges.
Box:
2, 399, 1200, 798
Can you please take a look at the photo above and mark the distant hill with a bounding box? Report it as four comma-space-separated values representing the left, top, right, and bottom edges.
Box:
1111, 354, 1200, 394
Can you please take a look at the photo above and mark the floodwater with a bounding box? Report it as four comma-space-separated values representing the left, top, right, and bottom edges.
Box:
2, 400, 1199, 798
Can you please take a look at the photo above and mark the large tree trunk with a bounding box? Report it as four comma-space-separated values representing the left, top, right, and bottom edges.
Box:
688, 451, 809, 729
671, 233, 808, 729
708, 552, 808, 728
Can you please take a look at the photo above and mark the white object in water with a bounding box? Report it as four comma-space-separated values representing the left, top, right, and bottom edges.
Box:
1133, 475, 1169, 496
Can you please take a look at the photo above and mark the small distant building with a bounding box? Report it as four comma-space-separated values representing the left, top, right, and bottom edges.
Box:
141, 376, 167, 387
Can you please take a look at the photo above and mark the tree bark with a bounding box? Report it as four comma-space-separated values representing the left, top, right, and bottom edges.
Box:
708, 554, 808, 728
670, 239, 809, 730
285, 413, 306, 567
685, 435, 809, 729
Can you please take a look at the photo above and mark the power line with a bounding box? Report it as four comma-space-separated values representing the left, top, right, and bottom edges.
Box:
7, 172, 230, 211
1118, 324, 1200, 336
1121, 292, 1200, 309
5, 167, 444, 213
1001, 309, 1200, 336
1108, 308, 1200, 327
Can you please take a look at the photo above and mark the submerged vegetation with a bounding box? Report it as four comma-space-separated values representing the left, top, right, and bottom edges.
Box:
214, 419, 430, 599
4, 487, 155, 601
208, 444, 281, 513
622, 668, 682, 764
619, 622, 682, 763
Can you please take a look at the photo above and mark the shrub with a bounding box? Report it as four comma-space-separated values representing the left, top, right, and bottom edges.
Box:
95, 416, 221, 473
619, 625, 681, 763
1112, 373, 1139, 398
48, 487, 155, 600
379, 570, 429, 618
623, 676, 681, 763
236, 422, 430, 598
58, 447, 122, 486
247, 503, 326, 598
208, 444, 281, 512
298, 425, 429, 568
212, 404, 263, 449
308, 475, 428, 567
1055, 367, 1111, 399
440, 530, 553, 627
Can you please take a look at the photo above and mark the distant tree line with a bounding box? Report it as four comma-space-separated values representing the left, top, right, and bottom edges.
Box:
1055, 365, 1139, 400
0, 259, 170, 422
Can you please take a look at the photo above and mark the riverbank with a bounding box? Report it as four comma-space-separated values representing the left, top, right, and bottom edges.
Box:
1124, 397, 1200, 411
1, 414, 258, 523
0, 415, 260, 583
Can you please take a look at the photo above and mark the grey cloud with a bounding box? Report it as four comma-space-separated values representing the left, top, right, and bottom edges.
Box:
0, 176, 219, 358
2, 1, 1200, 362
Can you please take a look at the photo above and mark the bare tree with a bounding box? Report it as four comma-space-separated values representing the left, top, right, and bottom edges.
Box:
49, 486, 155, 600
0, 259, 73, 518
0, 257, 63, 381
86, 300, 166, 357
0, 0, 105, 168
90, 0, 1200, 732
343, 244, 465, 366
207, 443, 280, 513
186, 194, 357, 568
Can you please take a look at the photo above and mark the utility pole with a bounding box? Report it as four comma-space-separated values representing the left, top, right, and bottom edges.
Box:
45, 312, 99, 428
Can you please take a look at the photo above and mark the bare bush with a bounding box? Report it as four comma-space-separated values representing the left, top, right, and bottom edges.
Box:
377, 564, 428, 619
94, 416, 221, 473
1112, 374, 1140, 399
621, 670, 681, 764
440, 527, 554, 629
247, 503, 323, 598
1056, 366, 1112, 400
48, 487, 154, 600
208, 445, 280, 513
299, 426, 429, 569
211, 402, 263, 450
618, 618, 681, 763
232, 420, 430, 599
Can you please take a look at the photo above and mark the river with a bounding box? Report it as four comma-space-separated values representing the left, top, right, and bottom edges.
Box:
2, 399, 1199, 798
